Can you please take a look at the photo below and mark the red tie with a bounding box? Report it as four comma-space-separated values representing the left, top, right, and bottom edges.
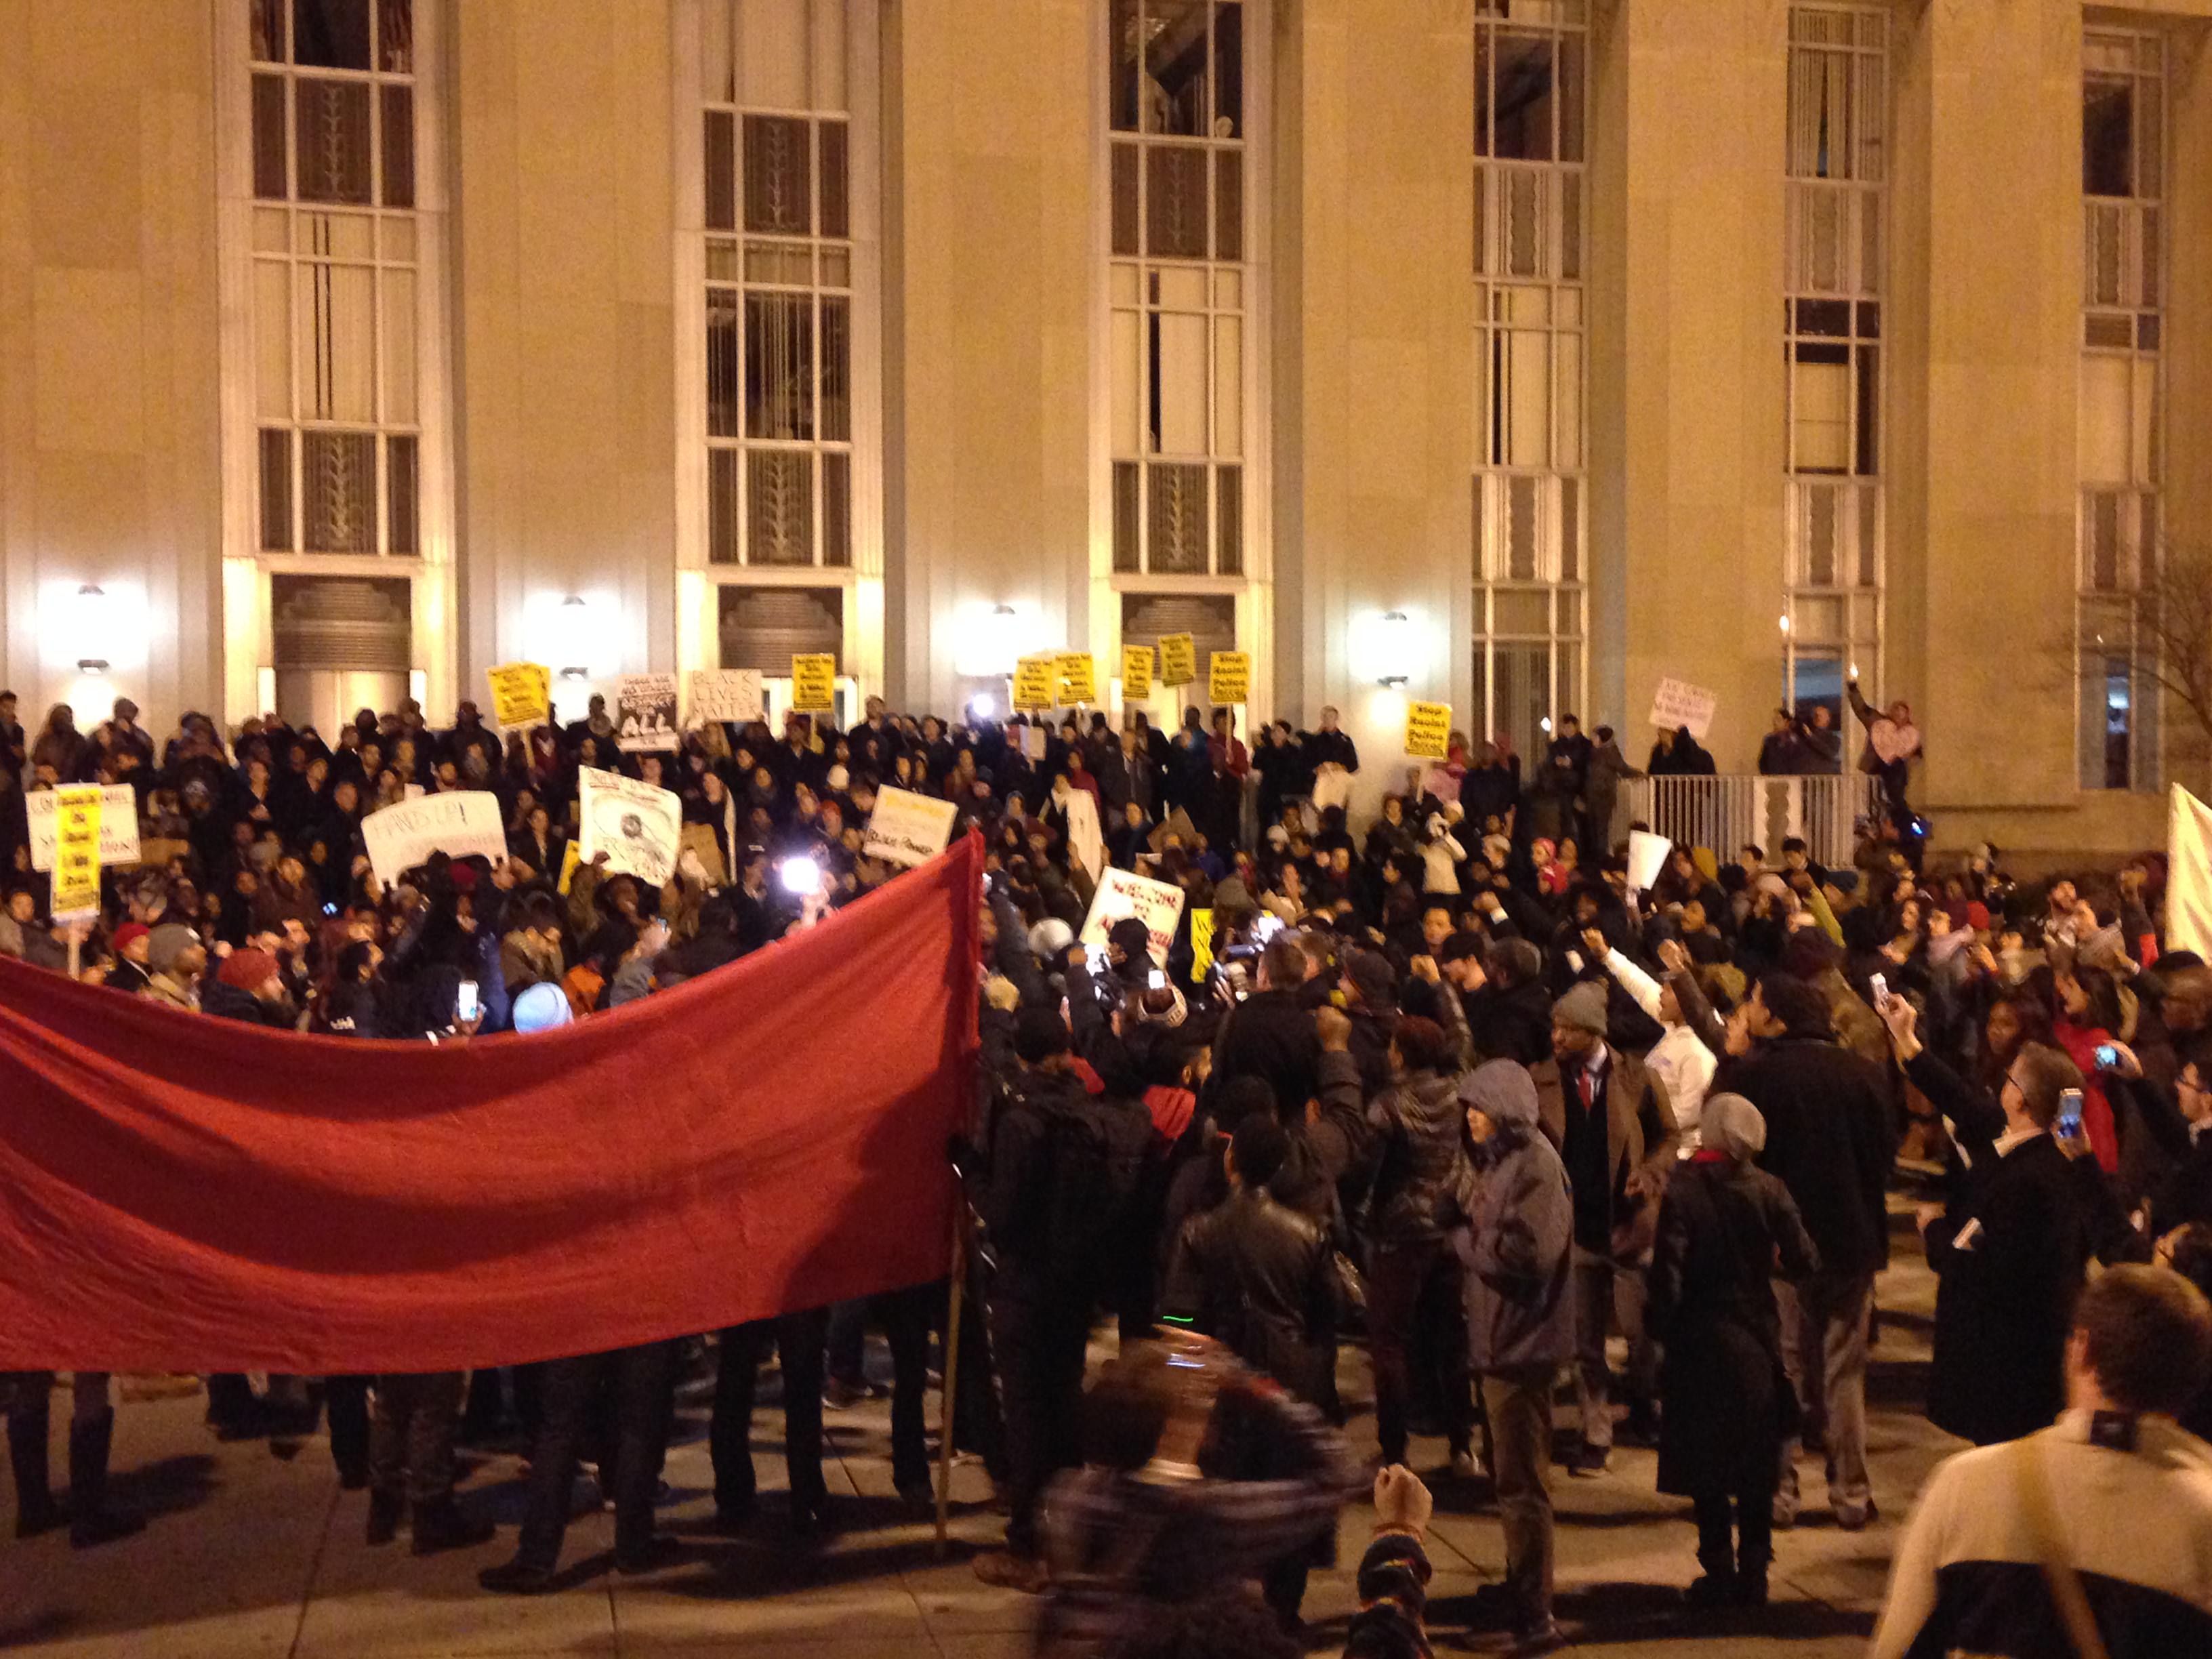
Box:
1576, 1067, 1595, 1113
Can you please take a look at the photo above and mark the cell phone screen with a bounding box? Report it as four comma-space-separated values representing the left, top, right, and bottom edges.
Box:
455, 980, 480, 1023
2057, 1088, 2084, 1137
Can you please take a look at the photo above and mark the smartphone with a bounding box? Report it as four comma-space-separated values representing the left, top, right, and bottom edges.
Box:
323, 902, 338, 916
2057, 1087, 2084, 1140
2094, 1043, 2118, 1069
455, 979, 480, 1023
1564, 949, 1584, 973
1085, 943, 1107, 973
1868, 972, 1889, 1007
1148, 968, 1167, 991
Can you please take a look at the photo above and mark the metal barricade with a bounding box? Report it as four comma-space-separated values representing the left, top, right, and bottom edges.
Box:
1624, 773, 1881, 869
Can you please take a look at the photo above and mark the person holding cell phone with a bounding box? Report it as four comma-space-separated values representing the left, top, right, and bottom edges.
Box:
1877, 992, 2095, 1447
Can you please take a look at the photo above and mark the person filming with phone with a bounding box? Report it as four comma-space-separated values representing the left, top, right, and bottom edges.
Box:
1876, 989, 2094, 1446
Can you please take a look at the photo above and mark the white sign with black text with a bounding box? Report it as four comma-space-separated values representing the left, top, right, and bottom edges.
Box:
361, 791, 509, 886
863, 786, 960, 869
617, 674, 680, 752
26, 784, 142, 871
1079, 867, 1187, 966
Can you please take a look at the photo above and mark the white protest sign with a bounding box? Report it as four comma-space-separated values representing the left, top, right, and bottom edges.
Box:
1626, 829, 1673, 895
2171, 786, 2212, 962
1311, 765, 1353, 814
577, 766, 683, 886
1065, 787, 1105, 881
26, 784, 141, 871
1647, 677, 1718, 741
616, 674, 680, 752
863, 785, 960, 869
1080, 867, 1187, 966
361, 791, 508, 886
689, 668, 764, 726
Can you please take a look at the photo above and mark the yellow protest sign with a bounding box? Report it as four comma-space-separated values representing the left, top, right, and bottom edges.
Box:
49, 785, 103, 919
556, 840, 583, 895
1159, 632, 1196, 687
1012, 654, 1057, 711
1208, 651, 1250, 705
1057, 651, 1097, 706
485, 662, 552, 728
1405, 700, 1452, 760
1121, 643, 1154, 701
790, 653, 837, 713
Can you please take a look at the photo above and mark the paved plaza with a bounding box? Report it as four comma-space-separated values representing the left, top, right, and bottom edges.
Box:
1, 1218, 1954, 1659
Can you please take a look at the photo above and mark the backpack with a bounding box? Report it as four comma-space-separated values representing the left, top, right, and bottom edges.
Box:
1029, 1088, 1154, 1291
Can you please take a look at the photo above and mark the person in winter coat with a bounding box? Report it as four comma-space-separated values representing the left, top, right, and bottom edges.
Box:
1719, 971, 1895, 1529
1166, 1114, 1338, 1409
1534, 980, 1681, 1472
1645, 1092, 1819, 1608
1881, 998, 2095, 1448
1361, 1016, 1474, 1472
1463, 936, 1555, 1067
1580, 725, 1641, 857
1452, 1059, 1575, 1654
1161, 1113, 1340, 1626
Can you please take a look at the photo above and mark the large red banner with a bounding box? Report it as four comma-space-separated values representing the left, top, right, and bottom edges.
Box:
0, 836, 982, 1374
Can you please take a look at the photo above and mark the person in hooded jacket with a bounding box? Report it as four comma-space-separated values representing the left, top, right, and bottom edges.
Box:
1361, 1016, 1475, 1473
1645, 1092, 1819, 1609
1452, 1059, 1575, 1654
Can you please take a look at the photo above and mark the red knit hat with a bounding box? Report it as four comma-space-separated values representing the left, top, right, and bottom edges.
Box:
112, 922, 151, 953
217, 947, 280, 991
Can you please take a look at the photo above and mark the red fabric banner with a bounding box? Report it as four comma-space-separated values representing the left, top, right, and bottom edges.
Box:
0, 836, 983, 1374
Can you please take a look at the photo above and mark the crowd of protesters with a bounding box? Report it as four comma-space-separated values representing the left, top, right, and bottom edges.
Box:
3, 681, 2211, 1657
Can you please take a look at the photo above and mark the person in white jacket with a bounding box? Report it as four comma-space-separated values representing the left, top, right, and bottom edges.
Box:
1586, 927, 1717, 1141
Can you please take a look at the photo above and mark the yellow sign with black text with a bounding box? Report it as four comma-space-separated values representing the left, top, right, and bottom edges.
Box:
485, 662, 552, 729
1208, 651, 1250, 706
1405, 701, 1452, 760
49, 785, 103, 919
790, 653, 837, 713
1159, 633, 1196, 687
1057, 651, 1097, 706
1011, 654, 1057, 710
1120, 644, 1154, 702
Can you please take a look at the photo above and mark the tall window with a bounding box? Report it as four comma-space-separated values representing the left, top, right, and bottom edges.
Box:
2078, 30, 2165, 791
702, 0, 855, 568
1473, 1, 1585, 760
249, 0, 423, 556
1108, 0, 1248, 577
1782, 5, 1885, 734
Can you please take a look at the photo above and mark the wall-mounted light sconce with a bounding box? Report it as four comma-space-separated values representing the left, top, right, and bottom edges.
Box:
554, 595, 592, 681
1372, 611, 1414, 687
1778, 613, 1790, 636
956, 602, 1025, 679
73, 584, 112, 674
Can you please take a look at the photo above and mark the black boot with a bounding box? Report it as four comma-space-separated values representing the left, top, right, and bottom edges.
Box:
68, 1410, 144, 1549
365, 1488, 403, 1546
410, 1497, 495, 1557
9, 1405, 65, 1538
